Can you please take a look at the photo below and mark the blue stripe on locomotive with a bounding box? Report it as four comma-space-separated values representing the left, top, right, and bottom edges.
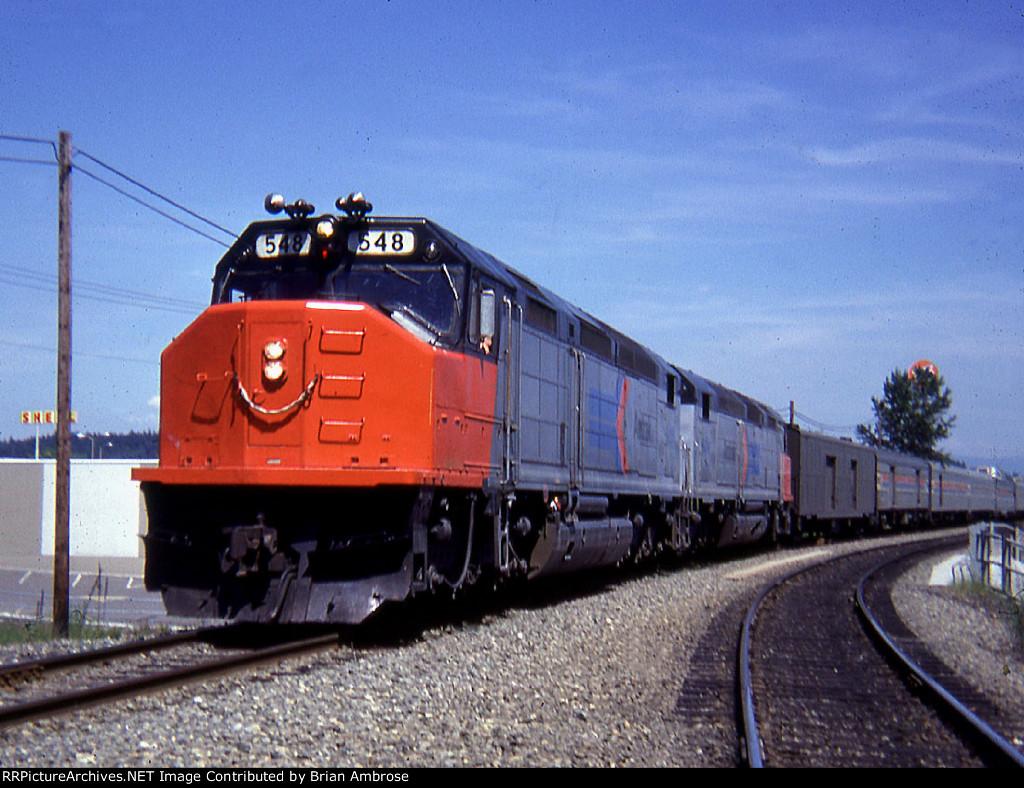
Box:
586, 377, 624, 473
747, 438, 762, 484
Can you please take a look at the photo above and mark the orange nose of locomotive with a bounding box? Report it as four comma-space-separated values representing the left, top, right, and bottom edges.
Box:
134, 299, 495, 488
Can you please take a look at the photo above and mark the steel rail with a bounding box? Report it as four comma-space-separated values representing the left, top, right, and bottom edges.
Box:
856, 559, 1024, 768
736, 552, 845, 767
737, 534, 965, 768
0, 633, 338, 729
0, 627, 218, 685
737, 549, 869, 766
737, 573, 774, 767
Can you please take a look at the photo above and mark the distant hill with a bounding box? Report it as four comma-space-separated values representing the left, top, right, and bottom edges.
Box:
0, 430, 158, 459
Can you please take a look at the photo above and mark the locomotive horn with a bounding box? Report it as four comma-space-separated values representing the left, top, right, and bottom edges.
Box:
336, 192, 373, 218
264, 193, 285, 214
264, 193, 315, 219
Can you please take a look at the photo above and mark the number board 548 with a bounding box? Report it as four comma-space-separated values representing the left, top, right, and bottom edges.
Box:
347, 230, 416, 256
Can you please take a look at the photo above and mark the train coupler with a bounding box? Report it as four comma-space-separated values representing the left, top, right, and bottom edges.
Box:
222, 517, 286, 577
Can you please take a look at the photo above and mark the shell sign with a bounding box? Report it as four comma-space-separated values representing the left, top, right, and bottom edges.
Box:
908, 360, 938, 380
20, 411, 78, 424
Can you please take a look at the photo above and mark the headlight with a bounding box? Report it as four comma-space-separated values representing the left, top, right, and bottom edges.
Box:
263, 360, 286, 382
263, 339, 287, 383
315, 217, 336, 240
264, 340, 286, 361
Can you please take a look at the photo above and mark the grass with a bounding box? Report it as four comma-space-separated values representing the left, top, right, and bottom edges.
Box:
951, 579, 1024, 653
0, 610, 126, 646
952, 578, 1016, 611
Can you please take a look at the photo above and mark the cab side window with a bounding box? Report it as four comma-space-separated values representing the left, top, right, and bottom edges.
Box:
469, 280, 500, 356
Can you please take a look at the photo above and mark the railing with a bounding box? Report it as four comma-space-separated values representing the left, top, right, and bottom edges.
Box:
970, 523, 1024, 599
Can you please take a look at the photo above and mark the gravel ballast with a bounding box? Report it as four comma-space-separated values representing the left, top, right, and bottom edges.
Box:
0, 529, 1019, 768
893, 553, 1024, 750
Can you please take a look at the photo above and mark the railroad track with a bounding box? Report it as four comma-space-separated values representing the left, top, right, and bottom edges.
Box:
0, 626, 339, 729
738, 534, 1023, 767
856, 549, 1024, 768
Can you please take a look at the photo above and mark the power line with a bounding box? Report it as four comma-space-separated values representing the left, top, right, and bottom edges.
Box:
0, 156, 56, 166
0, 135, 59, 167
0, 134, 58, 155
73, 148, 236, 239
74, 164, 233, 248
0, 338, 158, 366
788, 408, 862, 435
0, 134, 57, 145
2, 134, 238, 248
0, 262, 204, 306
0, 263, 205, 315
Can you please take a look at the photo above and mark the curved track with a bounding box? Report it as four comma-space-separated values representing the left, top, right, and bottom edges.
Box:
856, 552, 1024, 767
738, 534, 1008, 767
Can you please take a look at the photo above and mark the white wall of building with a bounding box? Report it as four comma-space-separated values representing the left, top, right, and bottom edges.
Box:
0, 459, 155, 559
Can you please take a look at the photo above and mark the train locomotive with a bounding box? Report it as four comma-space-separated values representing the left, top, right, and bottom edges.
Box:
133, 193, 1019, 625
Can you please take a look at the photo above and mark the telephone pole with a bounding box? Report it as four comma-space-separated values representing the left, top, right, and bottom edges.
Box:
54, 130, 72, 638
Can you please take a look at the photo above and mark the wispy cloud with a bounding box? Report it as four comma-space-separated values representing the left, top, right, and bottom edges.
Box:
804, 138, 1022, 167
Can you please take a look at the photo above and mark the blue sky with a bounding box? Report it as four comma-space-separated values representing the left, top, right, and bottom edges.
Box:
1, 0, 1022, 468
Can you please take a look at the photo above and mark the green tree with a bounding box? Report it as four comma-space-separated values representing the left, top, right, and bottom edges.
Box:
857, 368, 956, 461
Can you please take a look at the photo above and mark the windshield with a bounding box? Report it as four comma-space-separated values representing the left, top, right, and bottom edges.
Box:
217, 261, 467, 345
